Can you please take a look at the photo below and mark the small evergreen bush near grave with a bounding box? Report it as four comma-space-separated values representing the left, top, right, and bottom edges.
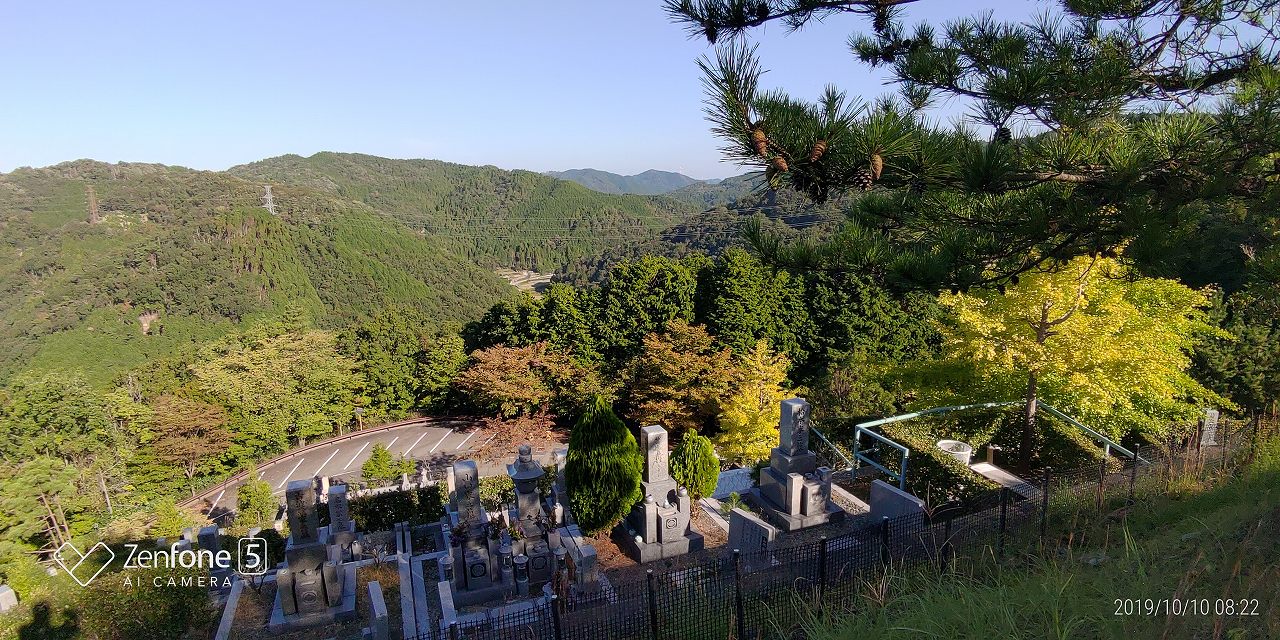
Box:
671, 431, 720, 498
565, 396, 643, 534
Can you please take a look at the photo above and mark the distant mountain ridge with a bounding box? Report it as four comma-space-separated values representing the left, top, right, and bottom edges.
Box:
0, 158, 516, 383
543, 168, 707, 195
231, 153, 702, 271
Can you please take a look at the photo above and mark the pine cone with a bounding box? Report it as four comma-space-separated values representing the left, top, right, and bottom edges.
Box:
873, 7, 890, 34
771, 156, 789, 173
995, 126, 1012, 143
870, 153, 884, 180
751, 127, 769, 157
808, 140, 829, 163
853, 167, 874, 191
704, 23, 718, 43
754, 2, 769, 23
909, 176, 926, 194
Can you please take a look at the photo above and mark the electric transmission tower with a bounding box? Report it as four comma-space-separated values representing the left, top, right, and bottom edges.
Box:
261, 185, 278, 216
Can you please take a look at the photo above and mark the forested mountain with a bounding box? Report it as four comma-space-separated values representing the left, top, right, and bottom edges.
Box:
229, 153, 702, 270
556, 173, 859, 283
664, 172, 765, 207
543, 168, 704, 195
0, 159, 514, 383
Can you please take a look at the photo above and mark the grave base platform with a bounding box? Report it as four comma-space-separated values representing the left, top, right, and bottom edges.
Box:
268, 564, 358, 633
612, 525, 704, 563
747, 488, 845, 532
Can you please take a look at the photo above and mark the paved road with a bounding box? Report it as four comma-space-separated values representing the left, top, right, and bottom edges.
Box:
193, 418, 491, 517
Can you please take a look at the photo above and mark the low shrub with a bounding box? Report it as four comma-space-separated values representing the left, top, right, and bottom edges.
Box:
671, 431, 720, 498
349, 484, 447, 532
78, 565, 215, 640
878, 423, 1000, 505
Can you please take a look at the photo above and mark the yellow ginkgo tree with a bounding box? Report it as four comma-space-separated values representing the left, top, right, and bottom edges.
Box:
715, 340, 791, 465
935, 254, 1227, 470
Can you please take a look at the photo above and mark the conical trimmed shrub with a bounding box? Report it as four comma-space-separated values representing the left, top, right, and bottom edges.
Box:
670, 431, 720, 499
565, 395, 642, 534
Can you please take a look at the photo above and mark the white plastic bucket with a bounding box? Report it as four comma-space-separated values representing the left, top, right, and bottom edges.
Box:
936, 439, 973, 466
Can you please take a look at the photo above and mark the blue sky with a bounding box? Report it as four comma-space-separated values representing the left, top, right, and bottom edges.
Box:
0, 1, 1035, 178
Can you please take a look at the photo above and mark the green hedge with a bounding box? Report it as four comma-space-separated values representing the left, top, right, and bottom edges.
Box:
348, 484, 447, 532
878, 423, 1000, 505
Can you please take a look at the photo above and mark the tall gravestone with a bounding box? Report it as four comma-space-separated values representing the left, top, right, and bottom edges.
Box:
1201, 408, 1220, 446
271, 479, 354, 630
615, 425, 704, 562
327, 484, 356, 558
286, 480, 320, 545
448, 460, 493, 592
750, 398, 844, 531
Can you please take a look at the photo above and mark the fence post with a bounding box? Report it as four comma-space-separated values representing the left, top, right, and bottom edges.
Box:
1221, 425, 1229, 470
449, 621, 460, 640
1096, 456, 1107, 512
549, 594, 564, 640
646, 569, 659, 640
997, 487, 1009, 559
1128, 445, 1140, 506
733, 549, 746, 640
941, 513, 953, 572
817, 536, 828, 610
1039, 467, 1051, 544
880, 516, 891, 564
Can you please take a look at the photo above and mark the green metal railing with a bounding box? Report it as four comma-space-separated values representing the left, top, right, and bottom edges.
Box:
822, 399, 1149, 491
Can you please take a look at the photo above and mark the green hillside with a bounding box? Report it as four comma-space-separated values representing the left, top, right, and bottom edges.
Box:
543, 168, 702, 195
228, 152, 701, 271
0, 160, 514, 383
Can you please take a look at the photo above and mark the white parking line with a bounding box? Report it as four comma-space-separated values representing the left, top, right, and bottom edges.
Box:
427, 431, 451, 453
343, 443, 371, 470
314, 448, 341, 476
454, 430, 477, 450
403, 432, 429, 457
276, 458, 306, 489
387, 436, 399, 450
210, 489, 225, 510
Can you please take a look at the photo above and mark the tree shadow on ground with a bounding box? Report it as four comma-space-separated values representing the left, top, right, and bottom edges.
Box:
17, 601, 79, 640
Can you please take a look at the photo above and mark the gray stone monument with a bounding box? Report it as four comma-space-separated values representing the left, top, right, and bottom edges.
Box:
0, 585, 17, 613
270, 480, 356, 631
507, 444, 546, 535
614, 425, 704, 562
868, 479, 925, 521
450, 460, 484, 529
551, 448, 571, 525
1201, 408, 1220, 446
727, 508, 780, 571
750, 398, 845, 531
327, 484, 356, 558
445, 460, 498, 601
285, 480, 320, 545
367, 581, 390, 640
198, 525, 231, 588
